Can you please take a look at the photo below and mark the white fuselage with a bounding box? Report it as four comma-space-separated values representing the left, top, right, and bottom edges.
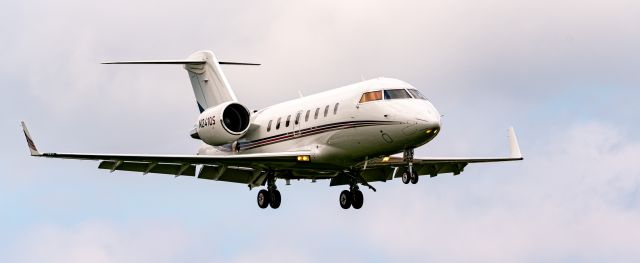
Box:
198, 78, 441, 168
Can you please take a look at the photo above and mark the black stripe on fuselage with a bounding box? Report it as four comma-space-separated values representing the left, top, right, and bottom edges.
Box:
234, 120, 399, 150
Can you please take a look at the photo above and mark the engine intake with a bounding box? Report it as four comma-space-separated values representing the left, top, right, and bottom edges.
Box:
195, 102, 251, 146
222, 103, 251, 134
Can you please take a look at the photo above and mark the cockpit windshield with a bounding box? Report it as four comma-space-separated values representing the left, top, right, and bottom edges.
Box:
408, 89, 427, 100
384, 89, 412, 100
359, 88, 427, 103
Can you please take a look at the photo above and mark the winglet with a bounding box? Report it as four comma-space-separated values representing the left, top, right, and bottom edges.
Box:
21, 121, 41, 156
508, 127, 522, 159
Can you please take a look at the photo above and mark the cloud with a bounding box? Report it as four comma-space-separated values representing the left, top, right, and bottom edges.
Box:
9, 220, 190, 263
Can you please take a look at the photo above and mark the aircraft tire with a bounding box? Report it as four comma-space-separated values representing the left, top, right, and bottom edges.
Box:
410, 171, 419, 184
402, 171, 411, 184
269, 190, 281, 209
351, 190, 364, 209
339, 190, 352, 209
257, 189, 270, 209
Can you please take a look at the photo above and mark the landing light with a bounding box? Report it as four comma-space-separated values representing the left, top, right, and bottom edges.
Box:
382, 156, 390, 162
434, 129, 439, 134
297, 155, 310, 162
426, 129, 432, 134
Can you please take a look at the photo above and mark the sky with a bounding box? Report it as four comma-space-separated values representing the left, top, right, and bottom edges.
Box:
1, 0, 639, 262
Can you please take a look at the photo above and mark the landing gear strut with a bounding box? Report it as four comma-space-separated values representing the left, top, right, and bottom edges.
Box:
338, 170, 371, 209
257, 170, 281, 209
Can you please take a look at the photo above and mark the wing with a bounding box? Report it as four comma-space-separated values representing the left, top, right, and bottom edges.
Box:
330, 127, 523, 186
21, 122, 309, 187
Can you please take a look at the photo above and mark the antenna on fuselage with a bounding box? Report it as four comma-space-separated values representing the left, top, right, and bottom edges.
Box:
298, 90, 304, 98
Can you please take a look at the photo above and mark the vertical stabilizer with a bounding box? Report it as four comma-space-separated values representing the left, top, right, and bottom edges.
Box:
184, 50, 237, 112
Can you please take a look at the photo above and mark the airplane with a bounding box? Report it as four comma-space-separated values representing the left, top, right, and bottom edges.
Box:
21, 50, 523, 210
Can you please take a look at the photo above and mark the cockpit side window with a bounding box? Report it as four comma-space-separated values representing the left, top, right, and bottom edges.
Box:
384, 89, 412, 100
408, 89, 427, 100
359, 91, 382, 103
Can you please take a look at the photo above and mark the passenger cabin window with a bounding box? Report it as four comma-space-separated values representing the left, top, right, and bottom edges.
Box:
267, 120, 272, 132
408, 89, 427, 100
286, 115, 291, 127
314, 108, 320, 119
384, 89, 412, 100
333, 103, 339, 114
359, 91, 382, 103
305, 110, 310, 122
276, 117, 281, 130
295, 112, 301, 125
324, 105, 329, 117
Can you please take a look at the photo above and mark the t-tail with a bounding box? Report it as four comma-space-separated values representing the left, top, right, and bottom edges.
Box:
103, 50, 259, 113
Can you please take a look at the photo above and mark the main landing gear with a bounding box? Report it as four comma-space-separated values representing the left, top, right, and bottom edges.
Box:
257, 171, 281, 209
402, 148, 419, 184
339, 170, 375, 209
339, 187, 364, 209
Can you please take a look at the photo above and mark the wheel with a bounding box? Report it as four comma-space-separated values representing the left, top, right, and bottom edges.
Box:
402, 171, 410, 184
339, 190, 352, 209
351, 190, 364, 209
269, 190, 281, 209
410, 171, 419, 184
257, 189, 270, 209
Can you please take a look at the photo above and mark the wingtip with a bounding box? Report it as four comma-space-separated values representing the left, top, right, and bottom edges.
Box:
21, 121, 41, 156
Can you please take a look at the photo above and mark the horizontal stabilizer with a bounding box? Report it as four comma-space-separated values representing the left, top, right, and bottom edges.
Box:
102, 60, 260, 66
102, 60, 206, 65
218, 62, 261, 66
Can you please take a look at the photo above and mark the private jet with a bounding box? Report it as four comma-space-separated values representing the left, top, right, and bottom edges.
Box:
22, 50, 523, 209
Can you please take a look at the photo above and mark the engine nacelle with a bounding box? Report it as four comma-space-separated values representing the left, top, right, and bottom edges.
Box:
195, 102, 251, 146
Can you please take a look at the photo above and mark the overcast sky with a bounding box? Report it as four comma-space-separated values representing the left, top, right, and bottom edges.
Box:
2, 0, 639, 262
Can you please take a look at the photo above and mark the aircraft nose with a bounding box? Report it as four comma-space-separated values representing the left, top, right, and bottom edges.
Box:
416, 115, 440, 130
415, 108, 441, 132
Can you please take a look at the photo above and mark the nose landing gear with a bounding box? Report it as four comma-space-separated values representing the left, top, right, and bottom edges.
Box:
402, 148, 420, 184
401, 170, 419, 184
